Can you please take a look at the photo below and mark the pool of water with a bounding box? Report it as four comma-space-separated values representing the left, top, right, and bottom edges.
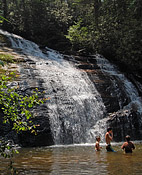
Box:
0, 142, 142, 175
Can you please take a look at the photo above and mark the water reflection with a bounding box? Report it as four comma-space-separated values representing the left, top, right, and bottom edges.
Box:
0, 144, 142, 175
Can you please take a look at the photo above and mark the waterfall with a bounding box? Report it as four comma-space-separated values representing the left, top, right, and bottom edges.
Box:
1, 29, 142, 144
95, 54, 142, 113
0, 30, 106, 144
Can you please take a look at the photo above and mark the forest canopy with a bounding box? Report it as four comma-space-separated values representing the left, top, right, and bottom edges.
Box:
0, 0, 142, 76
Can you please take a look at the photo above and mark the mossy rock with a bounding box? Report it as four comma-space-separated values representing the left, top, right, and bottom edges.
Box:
0, 53, 14, 63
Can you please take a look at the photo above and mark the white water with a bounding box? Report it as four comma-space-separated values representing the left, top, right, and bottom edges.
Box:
0, 30, 106, 144
95, 54, 142, 113
1, 29, 142, 144
36, 51, 106, 144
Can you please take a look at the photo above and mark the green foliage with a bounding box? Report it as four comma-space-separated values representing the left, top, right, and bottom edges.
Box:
51, 1, 73, 26
68, 0, 141, 70
0, 0, 141, 73
1, 0, 73, 50
66, 0, 142, 71
0, 72, 48, 173
0, 52, 21, 80
0, 74, 46, 133
66, 20, 90, 51
0, 55, 48, 172
0, 53, 14, 64
95, 0, 142, 70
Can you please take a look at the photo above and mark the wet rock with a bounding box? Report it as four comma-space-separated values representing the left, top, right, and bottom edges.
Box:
72, 55, 131, 113
107, 110, 142, 141
18, 115, 54, 147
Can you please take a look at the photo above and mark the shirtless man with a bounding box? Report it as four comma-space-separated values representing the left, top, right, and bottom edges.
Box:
121, 135, 135, 153
105, 127, 115, 152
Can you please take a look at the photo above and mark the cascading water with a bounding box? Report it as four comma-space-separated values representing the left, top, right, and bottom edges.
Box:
0, 29, 142, 144
38, 57, 106, 144
0, 29, 106, 144
95, 55, 142, 113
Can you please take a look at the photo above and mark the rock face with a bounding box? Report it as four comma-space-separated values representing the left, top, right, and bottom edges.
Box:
17, 56, 54, 147
107, 110, 142, 142
71, 55, 142, 113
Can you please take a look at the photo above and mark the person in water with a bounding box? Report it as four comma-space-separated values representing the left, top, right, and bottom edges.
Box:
95, 136, 102, 151
121, 135, 135, 153
105, 127, 115, 152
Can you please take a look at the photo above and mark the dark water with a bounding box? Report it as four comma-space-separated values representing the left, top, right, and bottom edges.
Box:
0, 143, 142, 175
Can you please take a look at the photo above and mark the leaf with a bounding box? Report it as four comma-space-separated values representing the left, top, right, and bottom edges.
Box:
15, 150, 19, 154
28, 103, 33, 108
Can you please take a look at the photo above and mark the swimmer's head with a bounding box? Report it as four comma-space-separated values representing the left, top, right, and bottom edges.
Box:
107, 127, 112, 132
96, 136, 101, 141
125, 135, 131, 142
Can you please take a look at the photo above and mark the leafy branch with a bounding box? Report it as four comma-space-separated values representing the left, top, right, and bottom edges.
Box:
0, 74, 47, 133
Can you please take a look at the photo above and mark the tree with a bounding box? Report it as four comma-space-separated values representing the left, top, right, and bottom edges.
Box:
1, 0, 142, 73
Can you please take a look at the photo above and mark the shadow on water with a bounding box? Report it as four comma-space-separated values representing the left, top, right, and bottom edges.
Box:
0, 143, 142, 175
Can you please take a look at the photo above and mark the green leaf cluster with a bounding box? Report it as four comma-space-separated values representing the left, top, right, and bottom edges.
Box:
0, 74, 45, 133
0, 73, 48, 161
66, 20, 91, 51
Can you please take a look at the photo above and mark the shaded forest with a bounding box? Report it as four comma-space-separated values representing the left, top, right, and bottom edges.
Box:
0, 0, 142, 78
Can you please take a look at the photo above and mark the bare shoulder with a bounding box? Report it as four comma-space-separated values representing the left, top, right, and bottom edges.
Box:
105, 132, 109, 136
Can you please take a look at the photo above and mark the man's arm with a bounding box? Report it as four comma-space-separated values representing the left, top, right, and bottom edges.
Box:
121, 143, 125, 149
109, 132, 113, 140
